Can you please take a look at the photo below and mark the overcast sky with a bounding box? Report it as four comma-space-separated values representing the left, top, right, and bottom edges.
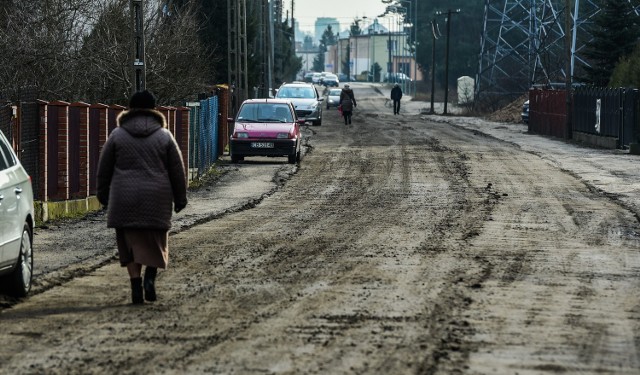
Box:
285, 0, 389, 32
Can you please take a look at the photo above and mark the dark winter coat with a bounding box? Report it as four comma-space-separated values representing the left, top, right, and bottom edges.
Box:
96, 108, 188, 230
391, 86, 403, 101
340, 88, 357, 112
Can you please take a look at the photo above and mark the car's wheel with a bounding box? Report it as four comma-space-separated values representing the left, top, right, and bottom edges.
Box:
231, 154, 243, 163
3, 223, 33, 297
288, 153, 297, 164
313, 118, 322, 126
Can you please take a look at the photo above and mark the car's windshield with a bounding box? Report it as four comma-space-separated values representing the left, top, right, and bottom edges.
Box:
237, 103, 293, 123
329, 89, 341, 96
276, 86, 316, 99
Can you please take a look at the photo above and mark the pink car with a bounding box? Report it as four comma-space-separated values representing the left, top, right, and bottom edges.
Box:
229, 99, 303, 164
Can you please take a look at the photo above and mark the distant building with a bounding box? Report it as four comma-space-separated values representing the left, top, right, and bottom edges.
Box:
365, 19, 388, 35
315, 17, 339, 44
325, 30, 422, 83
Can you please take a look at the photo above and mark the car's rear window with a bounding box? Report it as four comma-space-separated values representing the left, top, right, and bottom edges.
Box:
276, 86, 315, 99
237, 103, 293, 123
329, 89, 341, 95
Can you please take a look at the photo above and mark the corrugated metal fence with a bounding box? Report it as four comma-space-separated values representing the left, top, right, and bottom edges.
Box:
529, 89, 568, 139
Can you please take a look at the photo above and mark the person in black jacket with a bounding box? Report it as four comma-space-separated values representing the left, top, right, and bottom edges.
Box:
97, 90, 188, 305
340, 84, 357, 125
391, 83, 403, 115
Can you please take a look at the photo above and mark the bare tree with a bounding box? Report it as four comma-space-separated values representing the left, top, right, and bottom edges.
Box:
143, 1, 211, 104
0, 0, 210, 105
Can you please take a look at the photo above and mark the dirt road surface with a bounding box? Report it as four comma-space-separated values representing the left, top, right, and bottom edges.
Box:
2, 83, 640, 374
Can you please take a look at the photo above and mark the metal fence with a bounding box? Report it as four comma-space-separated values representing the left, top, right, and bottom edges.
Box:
573, 87, 639, 148
529, 89, 568, 139
187, 95, 220, 177
529, 87, 640, 149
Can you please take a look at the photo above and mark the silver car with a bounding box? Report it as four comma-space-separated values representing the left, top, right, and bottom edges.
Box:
275, 82, 324, 126
0, 129, 34, 297
325, 88, 342, 109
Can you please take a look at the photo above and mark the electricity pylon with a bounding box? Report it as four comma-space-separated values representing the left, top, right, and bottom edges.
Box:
475, 0, 601, 101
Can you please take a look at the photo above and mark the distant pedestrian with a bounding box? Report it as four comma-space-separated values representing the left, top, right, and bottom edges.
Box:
391, 83, 403, 115
97, 90, 188, 305
340, 84, 357, 125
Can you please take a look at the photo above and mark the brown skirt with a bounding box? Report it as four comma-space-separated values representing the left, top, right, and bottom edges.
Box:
116, 228, 169, 268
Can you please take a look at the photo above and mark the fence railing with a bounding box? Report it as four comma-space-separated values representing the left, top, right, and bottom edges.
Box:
572, 87, 639, 147
529, 89, 568, 139
529, 87, 640, 149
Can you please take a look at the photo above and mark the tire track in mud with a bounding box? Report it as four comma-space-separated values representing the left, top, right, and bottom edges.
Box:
149, 111, 504, 373
432, 124, 640, 373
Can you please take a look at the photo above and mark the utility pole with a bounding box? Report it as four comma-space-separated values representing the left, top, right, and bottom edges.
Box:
130, 0, 145, 93
564, 0, 572, 140
228, 0, 248, 115
437, 9, 460, 115
388, 18, 392, 80
430, 19, 441, 114
257, 0, 273, 98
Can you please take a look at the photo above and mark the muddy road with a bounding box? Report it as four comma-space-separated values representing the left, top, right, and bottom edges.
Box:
2, 85, 640, 374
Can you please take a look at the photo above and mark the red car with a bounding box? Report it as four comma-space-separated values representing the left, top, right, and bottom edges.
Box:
229, 99, 303, 164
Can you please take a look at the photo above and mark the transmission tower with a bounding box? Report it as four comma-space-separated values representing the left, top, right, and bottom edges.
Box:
475, 0, 601, 100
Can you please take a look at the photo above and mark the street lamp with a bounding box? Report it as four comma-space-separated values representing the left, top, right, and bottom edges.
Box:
353, 17, 367, 81
389, 0, 417, 95
381, 1, 416, 95
378, 13, 392, 82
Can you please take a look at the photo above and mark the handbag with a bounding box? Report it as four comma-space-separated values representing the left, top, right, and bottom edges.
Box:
338, 104, 343, 115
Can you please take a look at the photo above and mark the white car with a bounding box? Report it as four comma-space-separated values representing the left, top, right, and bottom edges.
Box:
0, 129, 34, 297
275, 82, 324, 126
522, 100, 530, 123
325, 88, 342, 109
311, 73, 322, 84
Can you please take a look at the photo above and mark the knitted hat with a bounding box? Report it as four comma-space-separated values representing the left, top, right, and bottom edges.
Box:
129, 90, 156, 109
344, 84, 350, 88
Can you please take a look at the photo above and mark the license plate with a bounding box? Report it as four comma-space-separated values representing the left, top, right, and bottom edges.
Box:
251, 142, 274, 148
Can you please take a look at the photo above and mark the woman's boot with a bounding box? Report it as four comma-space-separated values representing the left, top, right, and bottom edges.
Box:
130, 277, 143, 304
144, 267, 157, 302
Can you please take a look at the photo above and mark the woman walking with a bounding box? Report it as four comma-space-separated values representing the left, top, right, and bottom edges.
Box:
97, 90, 187, 305
340, 84, 357, 125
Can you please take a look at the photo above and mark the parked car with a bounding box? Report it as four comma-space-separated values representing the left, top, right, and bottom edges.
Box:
322, 74, 340, 87
303, 72, 315, 83
0, 129, 34, 297
325, 88, 342, 109
522, 100, 530, 123
311, 73, 322, 84
275, 82, 324, 125
229, 99, 303, 164
385, 72, 412, 83
337, 73, 356, 82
